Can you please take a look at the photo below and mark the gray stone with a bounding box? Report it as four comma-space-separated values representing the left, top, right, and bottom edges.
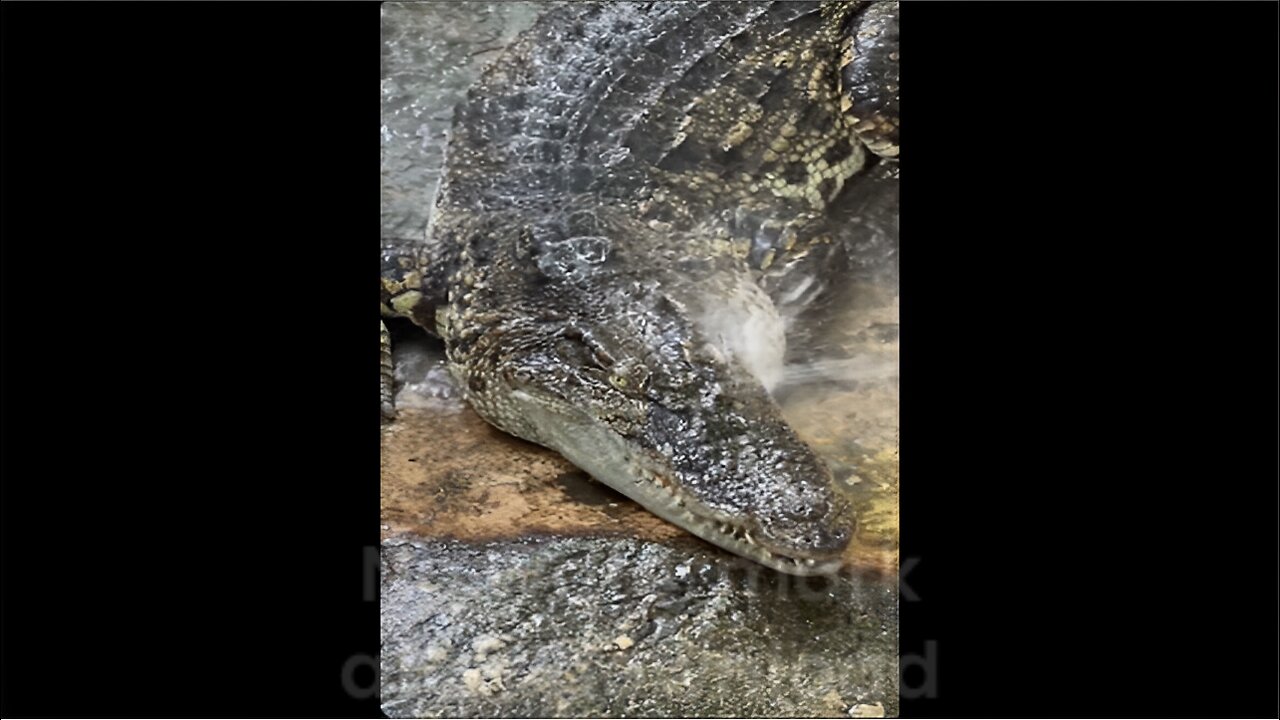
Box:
381, 535, 898, 718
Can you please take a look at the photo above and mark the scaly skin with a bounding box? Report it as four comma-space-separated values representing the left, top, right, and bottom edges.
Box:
383, 1, 899, 574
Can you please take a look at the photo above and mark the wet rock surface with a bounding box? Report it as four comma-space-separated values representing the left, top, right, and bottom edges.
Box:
382, 535, 896, 718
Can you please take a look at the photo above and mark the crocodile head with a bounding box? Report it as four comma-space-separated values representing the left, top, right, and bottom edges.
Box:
453, 276, 854, 576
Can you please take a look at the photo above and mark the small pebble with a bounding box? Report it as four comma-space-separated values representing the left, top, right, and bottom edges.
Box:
461, 668, 483, 693
849, 702, 885, 718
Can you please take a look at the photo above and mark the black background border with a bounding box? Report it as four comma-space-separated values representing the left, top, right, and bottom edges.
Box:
2, 2, 1276, 717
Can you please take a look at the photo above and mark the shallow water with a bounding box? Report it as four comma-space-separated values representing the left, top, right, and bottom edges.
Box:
381, 2, 544, 241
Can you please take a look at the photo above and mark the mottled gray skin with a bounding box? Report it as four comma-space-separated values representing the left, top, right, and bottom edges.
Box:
382, 1, 899, 575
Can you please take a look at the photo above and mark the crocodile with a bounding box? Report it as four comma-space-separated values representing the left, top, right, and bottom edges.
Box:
381, 1, 899, 575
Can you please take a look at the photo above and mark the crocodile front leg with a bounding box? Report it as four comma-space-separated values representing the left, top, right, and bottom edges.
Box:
381, 235, 452, 421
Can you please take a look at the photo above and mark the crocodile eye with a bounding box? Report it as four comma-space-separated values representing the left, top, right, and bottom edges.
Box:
608, 363, 650, 393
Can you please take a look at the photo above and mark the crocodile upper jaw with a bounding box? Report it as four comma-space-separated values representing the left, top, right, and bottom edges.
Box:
517, 390, 847, 576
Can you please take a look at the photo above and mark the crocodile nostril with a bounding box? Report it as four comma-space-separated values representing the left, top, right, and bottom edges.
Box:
789, 500, 828, 520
